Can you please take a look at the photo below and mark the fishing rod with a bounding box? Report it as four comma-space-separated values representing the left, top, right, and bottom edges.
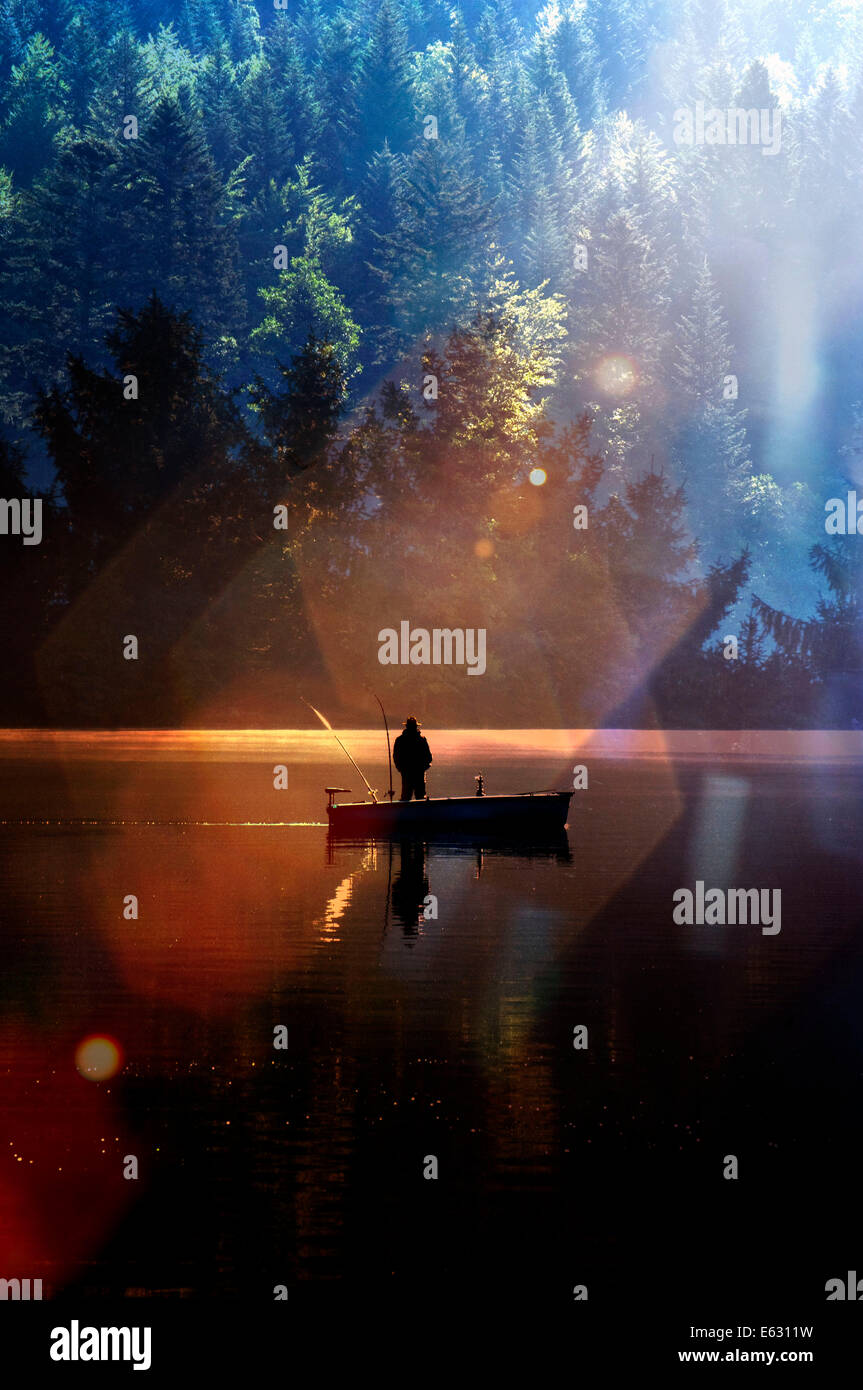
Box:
302, 698, 378, 803
374, 693, 395, 801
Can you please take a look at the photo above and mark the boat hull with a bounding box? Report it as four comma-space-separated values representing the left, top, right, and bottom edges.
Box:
327, 791, 573, 836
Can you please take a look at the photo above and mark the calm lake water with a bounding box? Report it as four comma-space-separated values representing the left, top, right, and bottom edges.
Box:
2, 730, 862, 1317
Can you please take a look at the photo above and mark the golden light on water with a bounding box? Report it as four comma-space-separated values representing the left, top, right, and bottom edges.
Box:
595, 354, 638, 396
528, 468, 547, 486
75, 1035, 123, 1081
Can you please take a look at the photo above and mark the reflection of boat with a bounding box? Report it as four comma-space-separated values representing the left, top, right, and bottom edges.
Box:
325, 787, 573, 836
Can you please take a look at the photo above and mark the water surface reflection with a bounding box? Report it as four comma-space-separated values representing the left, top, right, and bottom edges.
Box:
0, 737, 861, 1308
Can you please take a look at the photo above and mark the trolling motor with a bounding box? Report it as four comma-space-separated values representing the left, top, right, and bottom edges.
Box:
325, 788, 351, 810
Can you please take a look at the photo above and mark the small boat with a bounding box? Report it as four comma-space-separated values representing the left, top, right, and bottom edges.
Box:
326, 786, 573, 836
307, 699, 572, 840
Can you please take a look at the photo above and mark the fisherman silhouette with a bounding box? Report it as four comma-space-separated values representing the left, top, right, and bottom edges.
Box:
392, 716, 432, 801
391, 840, 429, 935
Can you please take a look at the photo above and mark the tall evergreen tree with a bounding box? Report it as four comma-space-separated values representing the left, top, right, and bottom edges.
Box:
129, 93, 244, 344
226, 0, 260, 63
754, 539, 863, 724
195, 40, 241, 176
0, 1, 24, 91
87, 26, 152, 142
551, 7, 606, 126
311, 14, 361, 181
577, 208, 671, 401
355, 0, 414, 161
2, 136, 130, 394
35, 294, 249, 567
0, 32, 67, 186
239, 53, 295, 203
60, 11, 104, 131
249, 331, 346, 480
508, 94, 575, 291
380, 124, 496, 340
353, 141, 410, 362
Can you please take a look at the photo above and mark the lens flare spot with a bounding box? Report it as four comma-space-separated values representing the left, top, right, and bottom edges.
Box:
474, 538, 494, 558
595, 355, 638, 396
528, 468, 547, 487
75, 1035, 123, 1081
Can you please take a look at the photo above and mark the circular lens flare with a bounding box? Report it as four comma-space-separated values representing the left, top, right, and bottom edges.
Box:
75, 1035, 123, 1081
595, 355, 638, 396
474, 538, 494, 558
528, 468, 547, 486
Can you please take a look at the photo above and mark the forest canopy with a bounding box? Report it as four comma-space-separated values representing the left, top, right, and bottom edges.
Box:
1, 0, 861, 727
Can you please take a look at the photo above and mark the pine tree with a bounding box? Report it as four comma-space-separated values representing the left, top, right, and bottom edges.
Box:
382, 124, 497, 339
60, 12, 104, 131
294, 0, 327, 62
32, 295, 263, 724
352, 142, 410, 363
2, 136, 131, 394
476, 0, 521, 63
589, 0, 655, 111
184, 0, 227, 53
87, 27, 152, 143
226, 0, 260, 64
447, 8, 482, 138
0, 1, 23, 91
792, 69, 856, 238
355, 0, 414, 160
718, 60, 785, 238
528, 33, 582, 171
140, 23, 199, 105
600, 470, 698, 654
508, 94, 575, 291
473, 4, 521, 167
276, 41, 324, 171
129, 94, 244, 344
239, 154, 355, 336
6, 0, 39, 39
240, 55, 295, 204
672, 259, 736, 405
670, 260, 752, 558
35, 294, 248, 558
551, 7, 606, 126
311, 14, 361, 181
0, 32, 67, 187
613, 118, 679, 282
249, 331, 346, 479
87, 0, 126, 47
755, 541, 863, 686
577, 208, 671, 399
195, 40, 241, 176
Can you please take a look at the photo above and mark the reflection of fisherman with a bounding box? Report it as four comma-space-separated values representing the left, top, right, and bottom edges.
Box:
392, 716, 432, 801
391, 840, 429, 933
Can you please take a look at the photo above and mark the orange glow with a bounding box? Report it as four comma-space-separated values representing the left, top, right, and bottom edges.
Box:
75, 1035, 123, 1081
474, 538, 494, 558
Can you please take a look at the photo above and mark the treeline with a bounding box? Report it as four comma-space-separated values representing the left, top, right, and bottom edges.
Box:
2, 295, 859, 727
1, 0, 862, 724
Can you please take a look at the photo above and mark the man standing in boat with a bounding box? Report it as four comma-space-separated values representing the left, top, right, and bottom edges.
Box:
392, 716, 432, 801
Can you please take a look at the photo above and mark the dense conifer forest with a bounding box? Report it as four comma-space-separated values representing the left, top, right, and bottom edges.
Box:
1, 0, 862, 726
